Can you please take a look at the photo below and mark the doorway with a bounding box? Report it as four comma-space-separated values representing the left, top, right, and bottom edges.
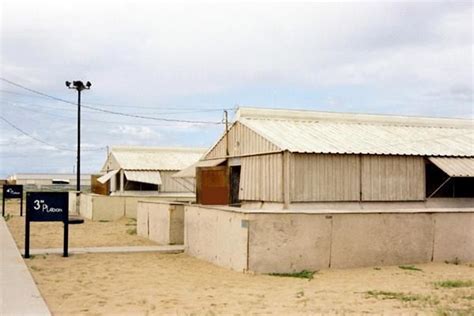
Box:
229, 166, 241, 206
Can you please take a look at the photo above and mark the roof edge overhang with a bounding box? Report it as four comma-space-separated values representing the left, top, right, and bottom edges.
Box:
236, 106, 474, 129
428, 157, 474, 177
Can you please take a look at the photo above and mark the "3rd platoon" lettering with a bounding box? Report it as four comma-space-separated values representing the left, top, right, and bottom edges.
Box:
33, 200, 63, 213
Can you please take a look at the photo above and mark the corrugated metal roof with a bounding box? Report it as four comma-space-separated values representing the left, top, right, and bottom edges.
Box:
428, 157, 474, 177
173, 158, 227, 178
104, 146, 206, 171
124, 170, 162, 185
236, 107, 474, 157
97, 169, 119, 184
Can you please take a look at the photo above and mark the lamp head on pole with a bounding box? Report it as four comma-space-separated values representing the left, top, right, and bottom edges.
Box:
66, 80, 92, 91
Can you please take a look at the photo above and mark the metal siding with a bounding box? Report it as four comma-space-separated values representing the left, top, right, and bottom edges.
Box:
240, 153, 283, 202
205, 122, 280, 159
290, 154, 360, 201
361, 156, 425, 201
160, 171, 194, 193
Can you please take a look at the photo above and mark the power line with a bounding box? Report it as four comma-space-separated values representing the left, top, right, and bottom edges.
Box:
2, 99, 224, 127
1, 95, 230, 117
0, 115, 106, 152
1, 88, 231, 112
0, 77, 226, 124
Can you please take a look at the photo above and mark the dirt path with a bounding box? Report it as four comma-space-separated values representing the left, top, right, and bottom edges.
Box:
25, 253, 473, 315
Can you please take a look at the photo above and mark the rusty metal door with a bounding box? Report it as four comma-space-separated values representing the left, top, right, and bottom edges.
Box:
196, 166, 229, 205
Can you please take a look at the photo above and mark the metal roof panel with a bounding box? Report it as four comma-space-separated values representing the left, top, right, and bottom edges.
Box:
428, 157, 474, 177
105, 147, 207, 171
238, 108, 474, 156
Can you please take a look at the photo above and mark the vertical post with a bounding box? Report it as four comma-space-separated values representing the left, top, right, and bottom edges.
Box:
76, 90, 82, 215
120, 169, 124, 193
359, 155, 363, 201
224, 110, 229, 157
24, 213, 30, 258
63, 213, 69, 257
77, 89, 81, 193
2, 194, 5, 217
283, 151, 291, 209
20, 194, 23, 217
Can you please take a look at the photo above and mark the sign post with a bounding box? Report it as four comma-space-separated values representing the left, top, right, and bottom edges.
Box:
2, 184, 23, 217
25, 192, 69, 258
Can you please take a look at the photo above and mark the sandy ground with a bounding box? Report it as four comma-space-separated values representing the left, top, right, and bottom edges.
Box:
25, 253, 473, 315
3, 200, 473, 314
3, 201, 156, 248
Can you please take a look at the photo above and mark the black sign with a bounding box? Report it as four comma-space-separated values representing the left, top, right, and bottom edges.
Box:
2, 184, 23, 217
3, 185, 23, 198
26, 192, 68, 222
25, 192, 69, 258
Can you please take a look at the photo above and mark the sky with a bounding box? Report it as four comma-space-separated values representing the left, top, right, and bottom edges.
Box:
0, 0, 472, 177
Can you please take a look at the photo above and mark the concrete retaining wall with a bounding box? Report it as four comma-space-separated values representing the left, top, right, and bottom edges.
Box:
137, 201, 185, 245
185, 206, 248, 271
184, 206, 474, 273
433, 212, 474, 262
79, 194, 125, 221
68, 191, 77, 214
79, 193, 191, 221
247, 213, 332, 273
124, 197, 175, 219
329, 213, 434, 269
79, 193, 93, 219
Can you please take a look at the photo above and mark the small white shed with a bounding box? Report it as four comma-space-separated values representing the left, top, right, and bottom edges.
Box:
98, 146, 206, 195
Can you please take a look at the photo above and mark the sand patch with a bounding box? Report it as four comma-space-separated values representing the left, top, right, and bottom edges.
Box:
24, 253, 474, 315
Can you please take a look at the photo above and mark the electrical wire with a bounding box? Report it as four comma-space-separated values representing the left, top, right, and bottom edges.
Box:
2, 99, 223, 128
0, 115, 106, 152
0, 88, 232, 112
0, 77, 226, 124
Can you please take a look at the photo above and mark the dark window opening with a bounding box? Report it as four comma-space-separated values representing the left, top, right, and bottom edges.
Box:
124, 180, 158, 191
229, 166, 241, 206
452, 177, 474, 197
52, 179, 70, 184
426, 161, 474, 198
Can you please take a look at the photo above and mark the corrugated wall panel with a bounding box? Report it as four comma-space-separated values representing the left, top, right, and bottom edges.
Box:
361, 156, 425, 201
206, 122, 280, 159
291, 154, 360, 201
240, 154, 283, 202
160, 171, 195, 193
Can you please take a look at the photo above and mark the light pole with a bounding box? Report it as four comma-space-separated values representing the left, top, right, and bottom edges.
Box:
66, 80, 91, 196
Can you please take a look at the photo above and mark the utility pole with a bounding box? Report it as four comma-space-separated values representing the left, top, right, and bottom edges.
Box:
224, 110, 229, 156
66, 80, 91, 213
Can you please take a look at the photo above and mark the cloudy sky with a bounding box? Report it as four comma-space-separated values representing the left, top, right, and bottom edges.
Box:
0, 0, 472, 177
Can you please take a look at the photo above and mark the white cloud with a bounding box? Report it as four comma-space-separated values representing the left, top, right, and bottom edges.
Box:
109, 125, 161, 140
2, 1, 472, 98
